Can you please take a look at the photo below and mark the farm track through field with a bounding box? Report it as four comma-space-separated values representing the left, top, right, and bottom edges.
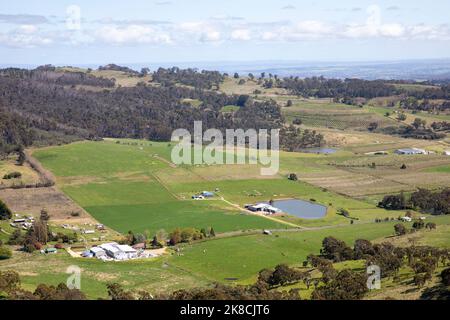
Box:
220, 197, 305, 229
150, 172, 181, 200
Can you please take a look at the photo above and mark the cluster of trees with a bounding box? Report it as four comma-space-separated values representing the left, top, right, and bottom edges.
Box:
168, 227, 215, 246
381, 124, 446, 140
98, 64, 140, 76
120, 226, 217, 248
394, 221, 436, 236
272, 77, 401, 99
400, 97, 450, 112
279, 125, 324, 151
0, 270, 86, 300
379, 188, 450, 215
152, 67, 225, 90
0, 67, 115, 87
308, 236, 450, 291
7, 209, 77, 253
431, 121, 450, 132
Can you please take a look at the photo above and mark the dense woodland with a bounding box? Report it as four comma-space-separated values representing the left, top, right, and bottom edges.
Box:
0, 66, 324, 156
264, 76, 450, 100
152, 67, 225, 90
378, 188, 450, 215
1, 65, 450, 156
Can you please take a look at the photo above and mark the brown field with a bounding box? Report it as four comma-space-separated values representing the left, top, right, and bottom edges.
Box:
0, 186, 96, 223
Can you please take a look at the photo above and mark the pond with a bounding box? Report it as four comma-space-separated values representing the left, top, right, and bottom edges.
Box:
298, 147, 337, 154
269, 199, 327, 219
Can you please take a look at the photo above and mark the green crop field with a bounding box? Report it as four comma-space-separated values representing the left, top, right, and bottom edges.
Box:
32, 139, 438, 233
33, 140, 286, 235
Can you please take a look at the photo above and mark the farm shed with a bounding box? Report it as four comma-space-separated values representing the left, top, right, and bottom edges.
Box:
201, 191, 215, 198
98, 242, 137, 260
90, 246, 106, 258
395, 148, 426, 155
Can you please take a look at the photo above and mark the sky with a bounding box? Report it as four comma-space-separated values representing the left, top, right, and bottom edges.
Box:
0, 0, 450, 66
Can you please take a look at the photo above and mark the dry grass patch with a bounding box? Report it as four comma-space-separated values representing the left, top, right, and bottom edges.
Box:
0, 186, 96, 222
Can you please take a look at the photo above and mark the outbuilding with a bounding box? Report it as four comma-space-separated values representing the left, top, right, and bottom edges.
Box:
395, 148, 426, 155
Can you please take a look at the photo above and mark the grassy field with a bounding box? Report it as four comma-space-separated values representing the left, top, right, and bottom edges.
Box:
32, 140, 286, 235
31, 138, 449, 233
170, 215, 450, 284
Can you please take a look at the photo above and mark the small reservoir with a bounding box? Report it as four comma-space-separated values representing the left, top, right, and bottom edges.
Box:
270, 199, 327, 219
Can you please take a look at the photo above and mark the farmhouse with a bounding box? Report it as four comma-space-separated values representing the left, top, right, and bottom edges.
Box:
98, 242, 137, 261
395, 148, 426, 155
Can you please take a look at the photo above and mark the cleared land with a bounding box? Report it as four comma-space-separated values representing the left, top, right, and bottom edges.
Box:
32, 141, 286, 235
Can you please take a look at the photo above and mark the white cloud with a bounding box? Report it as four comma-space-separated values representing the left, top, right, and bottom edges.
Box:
231, 29, 251, 41
94, 25, 171, 45
0, 5, 449, 48
179, 21, 222, 42
0, 25, 52, 48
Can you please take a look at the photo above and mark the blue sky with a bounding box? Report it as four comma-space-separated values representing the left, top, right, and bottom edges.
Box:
1, 0, 450, 66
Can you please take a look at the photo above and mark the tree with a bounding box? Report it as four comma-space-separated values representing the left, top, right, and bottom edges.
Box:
441, 268, 450, 286
425, 222, 436, 230
209, 227, 216, 237
320, 237, 353, 262
397, 112, 407, 121
368, 122, 378, 132
292, 118, 302, 125
107, 283, 135, 300
311, 269, 368, 300
353, 239, 375, 259
394, 223, 407, 236
412, 220, 425, 231
238, 79, 245, 85
412, 118, 426, 130
378, 192, 407, 210
0, 200, 12, 220
288, 173, 298, 181
233, 73, 239, 79
0, 270, 21, 293
151, 236, 161, 248
155, 229, 168, 246
268, 264, 304, 287
40, 209, 50, 222
286, 100, 293, 107
169, 228, 182, 245
31, 215, 48, 244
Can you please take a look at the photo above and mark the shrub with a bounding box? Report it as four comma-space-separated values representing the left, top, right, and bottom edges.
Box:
0, 246, 12, 260
0, 200, 12, 220
441, 268, 450, 286
3, 172, 22, 179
